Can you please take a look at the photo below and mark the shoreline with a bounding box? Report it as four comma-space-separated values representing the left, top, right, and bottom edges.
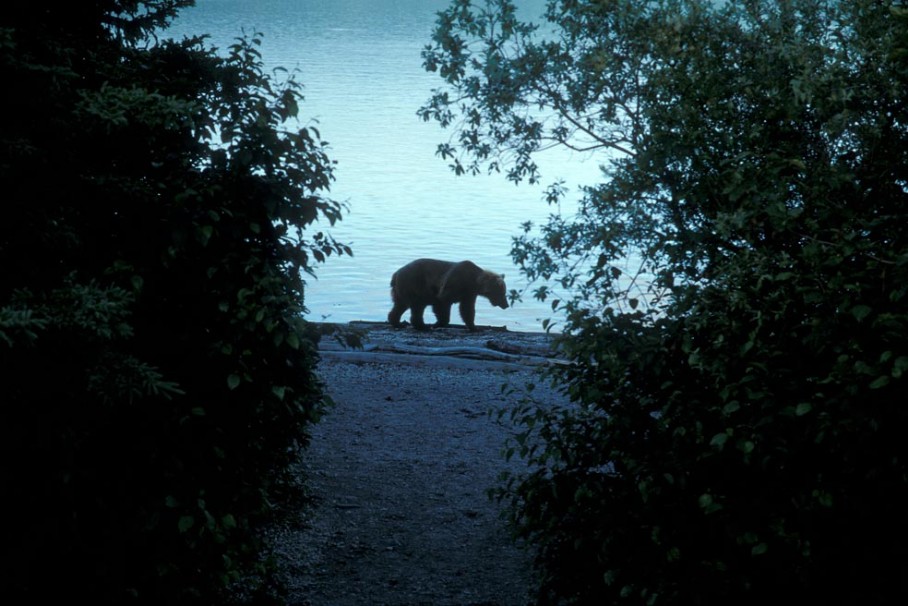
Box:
315, 320, 567, 369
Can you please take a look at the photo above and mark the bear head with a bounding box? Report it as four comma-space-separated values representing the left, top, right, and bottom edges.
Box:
478, 271, 509, 309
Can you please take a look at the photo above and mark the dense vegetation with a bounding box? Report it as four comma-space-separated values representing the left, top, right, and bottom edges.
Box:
0, 2, 347, 603
422, 0, 908, 603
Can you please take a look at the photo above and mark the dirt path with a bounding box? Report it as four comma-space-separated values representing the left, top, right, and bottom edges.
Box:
272, 324, 567, 606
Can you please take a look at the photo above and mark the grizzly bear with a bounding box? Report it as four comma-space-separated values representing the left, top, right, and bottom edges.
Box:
387, 258, 509, 330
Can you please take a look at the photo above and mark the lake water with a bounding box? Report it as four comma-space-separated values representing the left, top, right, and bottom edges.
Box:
166, 0, 602, 332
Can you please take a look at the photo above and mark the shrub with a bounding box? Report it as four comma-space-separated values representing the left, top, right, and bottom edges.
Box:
0, 2, 348, 602
423, 1, 908, 603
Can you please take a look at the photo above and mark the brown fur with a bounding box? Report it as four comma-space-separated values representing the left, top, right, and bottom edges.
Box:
388, 259, 508, 330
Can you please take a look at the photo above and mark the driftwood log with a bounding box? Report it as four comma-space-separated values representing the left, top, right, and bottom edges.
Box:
316, 321, 568, 367
359, 343, 568, 366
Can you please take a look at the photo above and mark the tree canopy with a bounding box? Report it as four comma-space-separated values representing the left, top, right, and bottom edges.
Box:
423, 0, 908, 603
1, 1, 346, 602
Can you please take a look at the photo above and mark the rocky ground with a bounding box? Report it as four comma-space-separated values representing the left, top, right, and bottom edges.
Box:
271, 322, 569, 606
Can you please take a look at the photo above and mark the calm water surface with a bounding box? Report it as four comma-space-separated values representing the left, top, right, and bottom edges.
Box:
167, 0, 602, 332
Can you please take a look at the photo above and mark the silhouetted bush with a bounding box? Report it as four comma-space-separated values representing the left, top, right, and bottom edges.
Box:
0, 2, 348, 603
423, 0, 908, 603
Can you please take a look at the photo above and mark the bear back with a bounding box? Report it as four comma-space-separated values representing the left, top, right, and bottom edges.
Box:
436, 260, 482, 303
437, 261, 509, 309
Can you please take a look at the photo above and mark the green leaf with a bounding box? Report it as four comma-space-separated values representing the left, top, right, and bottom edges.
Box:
795, 402, 812, 416
870, 375, 890, 389
893, 356, 908, 378
710, 432, 729, 449
698, 493, 723, 514
286, 331, 300, 350
751, 543, 768, 556
851, 305, 872, 321
227, 374, 241, 390
198, 224, 214, 246
178, 515, 195, 533
813, 489, 834, 507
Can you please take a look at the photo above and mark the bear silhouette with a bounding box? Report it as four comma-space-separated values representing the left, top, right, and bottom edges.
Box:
387, 258, 508, 330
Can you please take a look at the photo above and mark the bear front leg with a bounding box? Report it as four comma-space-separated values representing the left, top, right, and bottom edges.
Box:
458, 296, 477, 330
432, 302, 452, 327
388, 302, 408, 327
410, 304, 430, 330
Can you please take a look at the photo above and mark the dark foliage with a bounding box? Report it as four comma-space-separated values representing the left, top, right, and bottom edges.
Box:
423, 1, 908, 604
0, 2, 347, 603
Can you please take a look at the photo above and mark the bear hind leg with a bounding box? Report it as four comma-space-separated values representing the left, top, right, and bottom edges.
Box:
388, 302, 408, 328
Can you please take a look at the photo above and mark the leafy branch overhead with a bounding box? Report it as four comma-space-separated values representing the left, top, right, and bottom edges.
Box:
423, 1, 908, 604
420, 0, 642, 184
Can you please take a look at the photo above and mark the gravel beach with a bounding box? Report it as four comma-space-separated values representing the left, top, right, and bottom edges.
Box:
272, 322, 568, 606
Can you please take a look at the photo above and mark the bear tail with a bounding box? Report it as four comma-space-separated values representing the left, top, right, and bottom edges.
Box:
389, 271, 399, 303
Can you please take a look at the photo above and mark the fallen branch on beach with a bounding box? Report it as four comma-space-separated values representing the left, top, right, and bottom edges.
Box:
359, 343, 569, 366
316, 321, 569, 366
